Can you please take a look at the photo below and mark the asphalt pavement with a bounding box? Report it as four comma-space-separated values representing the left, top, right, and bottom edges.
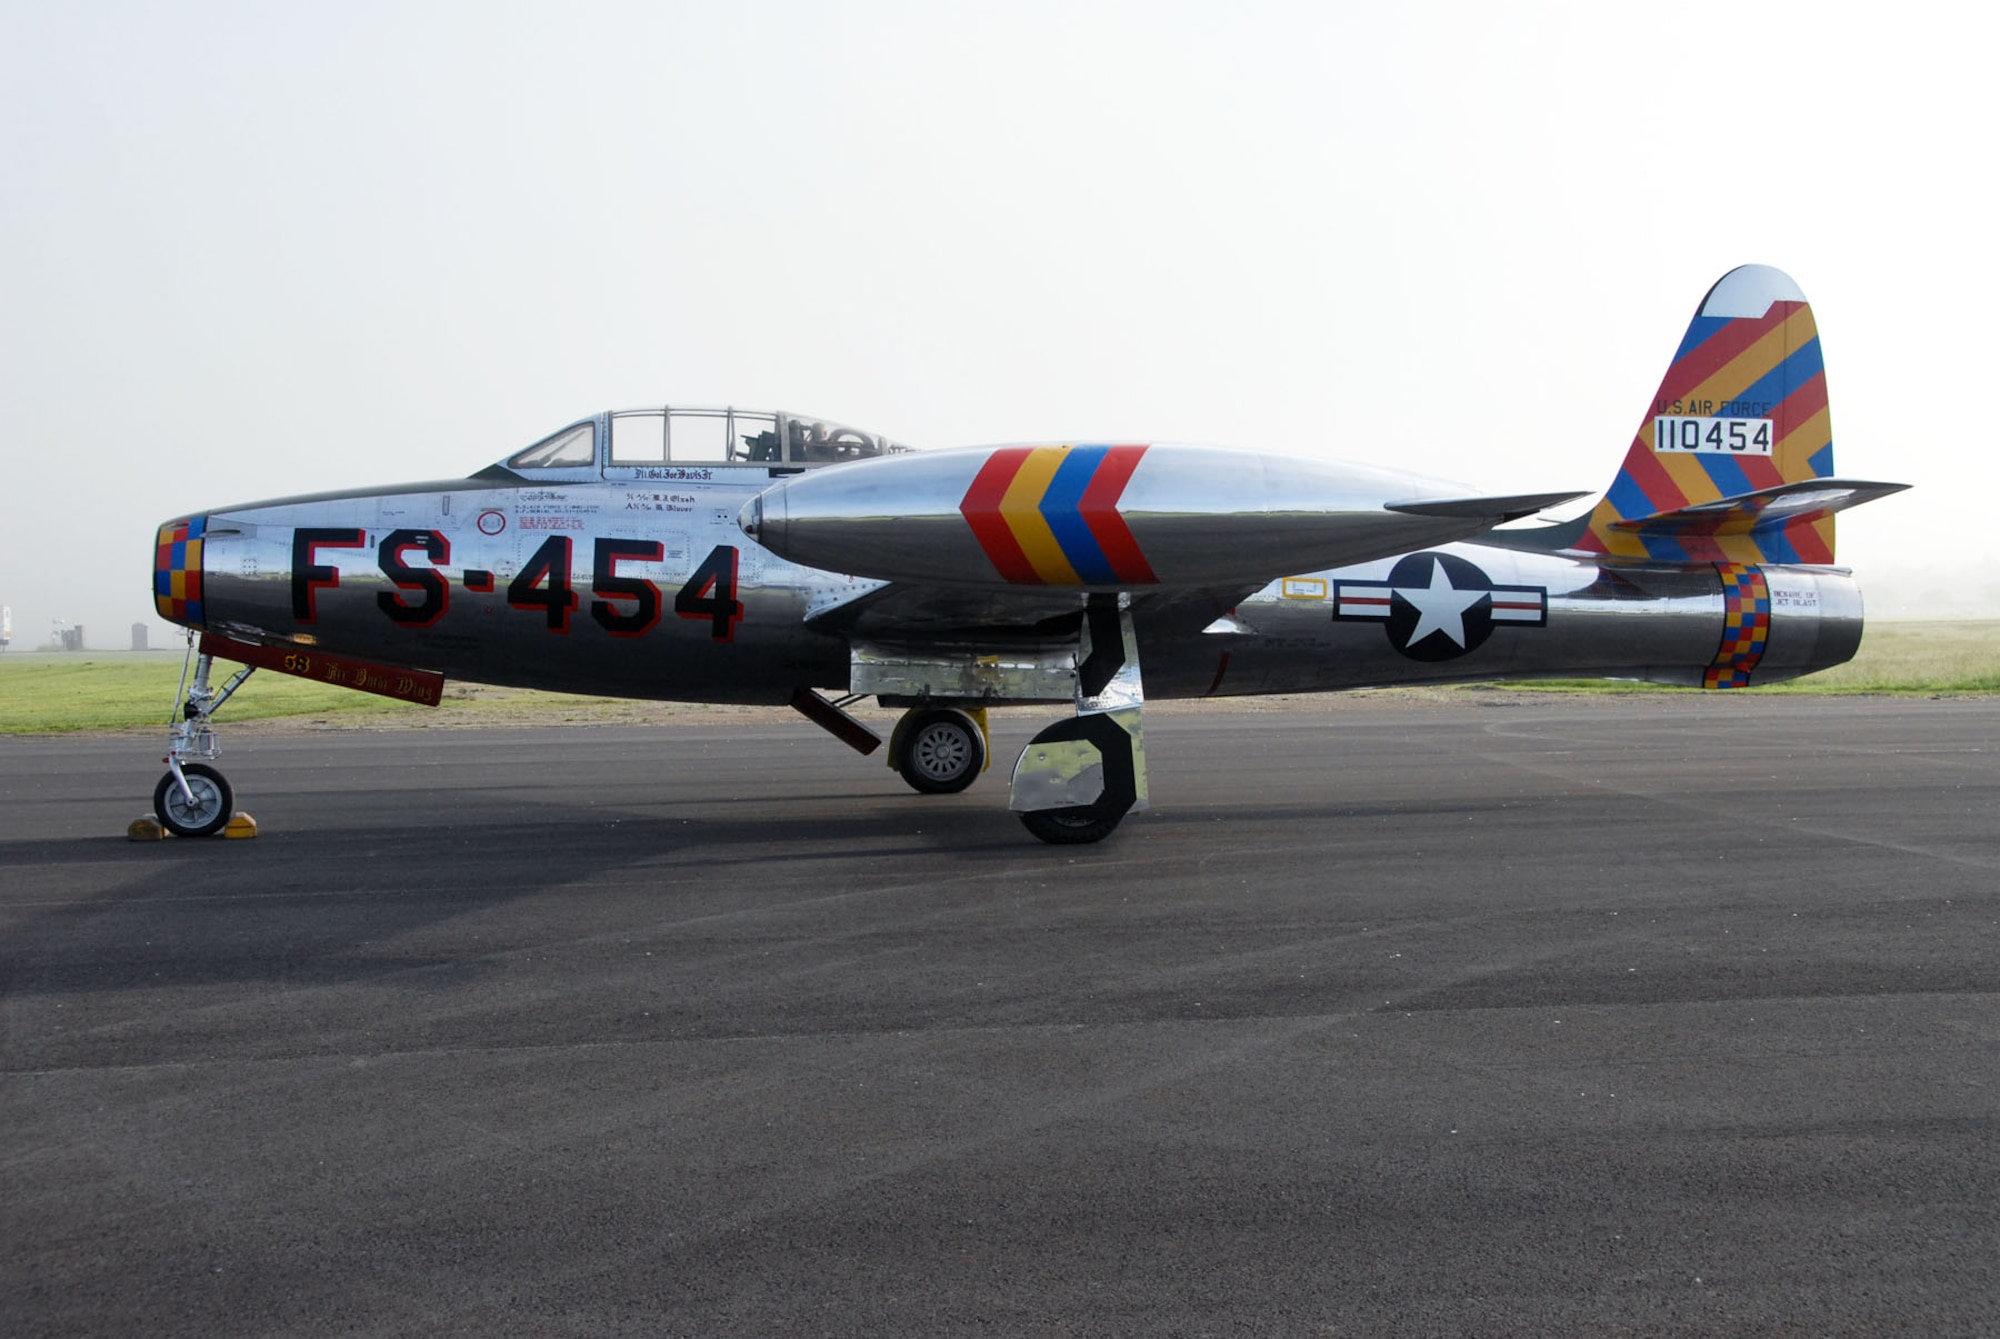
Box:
4, 694, 1997, 1336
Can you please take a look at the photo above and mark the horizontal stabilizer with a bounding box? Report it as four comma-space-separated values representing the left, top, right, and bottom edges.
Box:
1608, 478, 1909, 538
1386, 491, 1588, 524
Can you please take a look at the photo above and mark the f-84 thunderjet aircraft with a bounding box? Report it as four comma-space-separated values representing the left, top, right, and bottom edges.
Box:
150, 265, 1905, 843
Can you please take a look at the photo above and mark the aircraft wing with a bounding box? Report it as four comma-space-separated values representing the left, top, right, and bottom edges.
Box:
805, 577, 1259, 648
760, 446, 1586, 685
747, 443, 1582, 591
1387, 492, 1591, 523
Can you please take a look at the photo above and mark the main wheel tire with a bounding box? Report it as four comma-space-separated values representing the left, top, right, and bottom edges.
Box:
1019, 805, 1123, 845
153, 763, 234, 838
895, 708, 985, 794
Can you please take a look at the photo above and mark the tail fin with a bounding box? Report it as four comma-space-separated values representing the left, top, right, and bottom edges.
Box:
1580, 265, 1844, 564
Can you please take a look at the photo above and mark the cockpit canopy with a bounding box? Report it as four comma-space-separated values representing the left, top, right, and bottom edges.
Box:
492, 407, 912, 480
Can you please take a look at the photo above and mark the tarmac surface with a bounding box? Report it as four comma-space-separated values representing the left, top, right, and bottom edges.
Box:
3, 694, 1998, 1336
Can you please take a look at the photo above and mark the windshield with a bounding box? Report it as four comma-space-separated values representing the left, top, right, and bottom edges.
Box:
506, 422, 595, 470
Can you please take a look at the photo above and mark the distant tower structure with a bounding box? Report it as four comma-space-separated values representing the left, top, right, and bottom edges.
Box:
132, 622, 148, 652
54, 619, 83, 652
1, 605, 11, 651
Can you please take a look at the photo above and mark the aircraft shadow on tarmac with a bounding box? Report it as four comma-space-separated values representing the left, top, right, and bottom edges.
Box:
2, 804, 1038, 999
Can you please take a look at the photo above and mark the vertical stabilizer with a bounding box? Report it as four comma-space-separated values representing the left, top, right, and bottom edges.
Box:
1580, 265, 1836, 563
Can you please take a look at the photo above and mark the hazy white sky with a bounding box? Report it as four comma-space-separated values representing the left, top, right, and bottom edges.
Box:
2, 1, 1991, 648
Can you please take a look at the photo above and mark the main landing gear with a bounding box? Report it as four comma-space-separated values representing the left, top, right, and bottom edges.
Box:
853, 598, 1148, 845
1005, 595, 1148, 846
889, 707, 987, 794
792, 607, 1154, 846
153, 648, 255, 837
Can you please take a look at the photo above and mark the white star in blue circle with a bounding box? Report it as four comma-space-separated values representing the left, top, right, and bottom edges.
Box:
1394, 557, 1487, 649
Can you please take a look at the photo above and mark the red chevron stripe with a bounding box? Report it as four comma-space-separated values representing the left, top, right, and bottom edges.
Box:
1772, 369, 1830, 445
1077, 444, 1156, 583
1735, 452, 1786, 492
1654, 303, 1795, 411
1787, 523, 1834, 564
1618, 431, 1691, 517
960, 447, 1041, 583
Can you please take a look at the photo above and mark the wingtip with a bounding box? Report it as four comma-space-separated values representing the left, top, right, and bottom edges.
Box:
1384, 490, 1591, 524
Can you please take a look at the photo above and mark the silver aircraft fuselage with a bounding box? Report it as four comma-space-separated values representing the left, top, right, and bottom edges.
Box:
144, 263, 1906, 845
164, 421, 1861, 708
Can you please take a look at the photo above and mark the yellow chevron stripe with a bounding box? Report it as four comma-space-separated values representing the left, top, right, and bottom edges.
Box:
1654, 450, 1728, 507
1679, 319, 1801, 420
1652, 315, 1823, 510
1593, 528, 1650, 559
1586, 421, 1658, 555
999, 447, 1081, 584
1775, 403, 1832, 460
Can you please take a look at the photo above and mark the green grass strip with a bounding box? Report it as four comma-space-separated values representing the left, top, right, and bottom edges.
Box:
2, 619, 1993, 734
1500, 620, 2000, 695
0, 653, 422, 733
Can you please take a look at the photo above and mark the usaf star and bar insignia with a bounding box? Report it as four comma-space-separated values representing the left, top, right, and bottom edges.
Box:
1333, 552, 1548, 662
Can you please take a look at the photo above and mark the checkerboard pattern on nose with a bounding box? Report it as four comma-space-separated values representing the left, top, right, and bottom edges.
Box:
154, 516, 206, 625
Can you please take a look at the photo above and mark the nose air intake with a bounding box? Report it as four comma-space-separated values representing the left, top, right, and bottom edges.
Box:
154, 515, 209, 628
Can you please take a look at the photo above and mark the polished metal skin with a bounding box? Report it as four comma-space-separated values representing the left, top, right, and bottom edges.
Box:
175, 430, 1833, 709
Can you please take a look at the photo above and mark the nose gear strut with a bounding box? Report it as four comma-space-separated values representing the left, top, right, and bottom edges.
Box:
153, 644, 256, 837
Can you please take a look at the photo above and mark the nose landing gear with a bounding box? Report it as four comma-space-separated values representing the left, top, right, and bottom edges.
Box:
152, 647, 255, 838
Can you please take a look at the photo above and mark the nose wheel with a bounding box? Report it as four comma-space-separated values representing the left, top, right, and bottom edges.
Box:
149, 645, 255, 838
153, 762, 234, 838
